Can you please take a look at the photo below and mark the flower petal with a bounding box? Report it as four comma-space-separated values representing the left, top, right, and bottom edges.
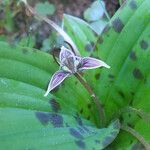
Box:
80, 57, 110, 70
59, 46, 75, 62
44, 71, 70, 97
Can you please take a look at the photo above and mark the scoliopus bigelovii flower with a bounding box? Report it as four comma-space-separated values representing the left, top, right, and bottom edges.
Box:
44, 46, 110, 96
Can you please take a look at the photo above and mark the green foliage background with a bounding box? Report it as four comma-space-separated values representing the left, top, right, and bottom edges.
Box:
0, 0, 150, 149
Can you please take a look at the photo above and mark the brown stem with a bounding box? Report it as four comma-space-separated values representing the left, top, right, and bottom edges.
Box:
52, 52, 60, 66
75, 73, 105, 127
121, 125, 150, 150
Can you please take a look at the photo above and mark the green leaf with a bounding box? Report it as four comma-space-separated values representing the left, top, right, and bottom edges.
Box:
63, 14, 97, 56
0, 42, 120, 149
0, 108, 120, 150
19, 35, 36, 48
93, 0, 150, 148
84, 0, 105, 22
35, 2, 55, 16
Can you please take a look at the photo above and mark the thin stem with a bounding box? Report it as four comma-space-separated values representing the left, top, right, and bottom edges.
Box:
74, 73, 105, 127
121, 125, 150, 150
52, 52, 60, 66
64, 41, 76, 55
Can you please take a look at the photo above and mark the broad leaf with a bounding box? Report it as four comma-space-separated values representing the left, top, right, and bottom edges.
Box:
93, 0, 150, 149
0, 108, 120, 150
0, 42, 120, 149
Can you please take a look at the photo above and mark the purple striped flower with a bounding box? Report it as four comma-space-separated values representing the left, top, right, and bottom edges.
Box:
44, 46, 110, 96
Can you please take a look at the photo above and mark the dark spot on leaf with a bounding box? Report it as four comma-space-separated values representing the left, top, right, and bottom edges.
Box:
128, 113, 131, 118
112, 18, 124, 33
80, 108, 83, 114
49, 99, 61, 113
98, 36, 103, 44
127, 123, 134, 128
87, 103, 92, 109
119, 116, 123, 122
95, 73, 100, 80
118, 91, 125, 98
133, 68, 143, 79
35, 112, 49, 125
85, 42, 95, 52
74, 114, 83, 126
75, 140, 86, 149
131, 92, 135, 96
144, 78, 147, 84
129, 0, 137, 10
129, 99, 134, 106
102, 104, 105, 108
82, 126, 90, 133
22, 48, 28, 54
129, 51, 137, 61
109, 80, 114, 83
140, 40, 148, 50
75, 81, 78, 85
49, 113, 63, 127
108, 74, 114, 79
102, 136, 114, 147
130, 140, 133, 144
77, 127, 85, 134
102, 24, 111, 34
70, 128, 83, 139
95, 140, 101, 144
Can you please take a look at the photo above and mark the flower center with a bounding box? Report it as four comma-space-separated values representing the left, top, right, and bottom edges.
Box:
61, 56, 80, 73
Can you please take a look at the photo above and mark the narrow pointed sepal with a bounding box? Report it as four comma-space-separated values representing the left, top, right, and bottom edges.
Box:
80, 57, 110, 70
44, 71, 70, 97
59, 46, 75, 62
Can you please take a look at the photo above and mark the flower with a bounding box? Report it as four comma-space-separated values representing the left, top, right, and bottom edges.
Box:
44, 46, 110, 96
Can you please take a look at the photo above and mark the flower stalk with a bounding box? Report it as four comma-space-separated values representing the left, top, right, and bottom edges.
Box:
121, 125, 150, 150
75, 73, 105, 127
